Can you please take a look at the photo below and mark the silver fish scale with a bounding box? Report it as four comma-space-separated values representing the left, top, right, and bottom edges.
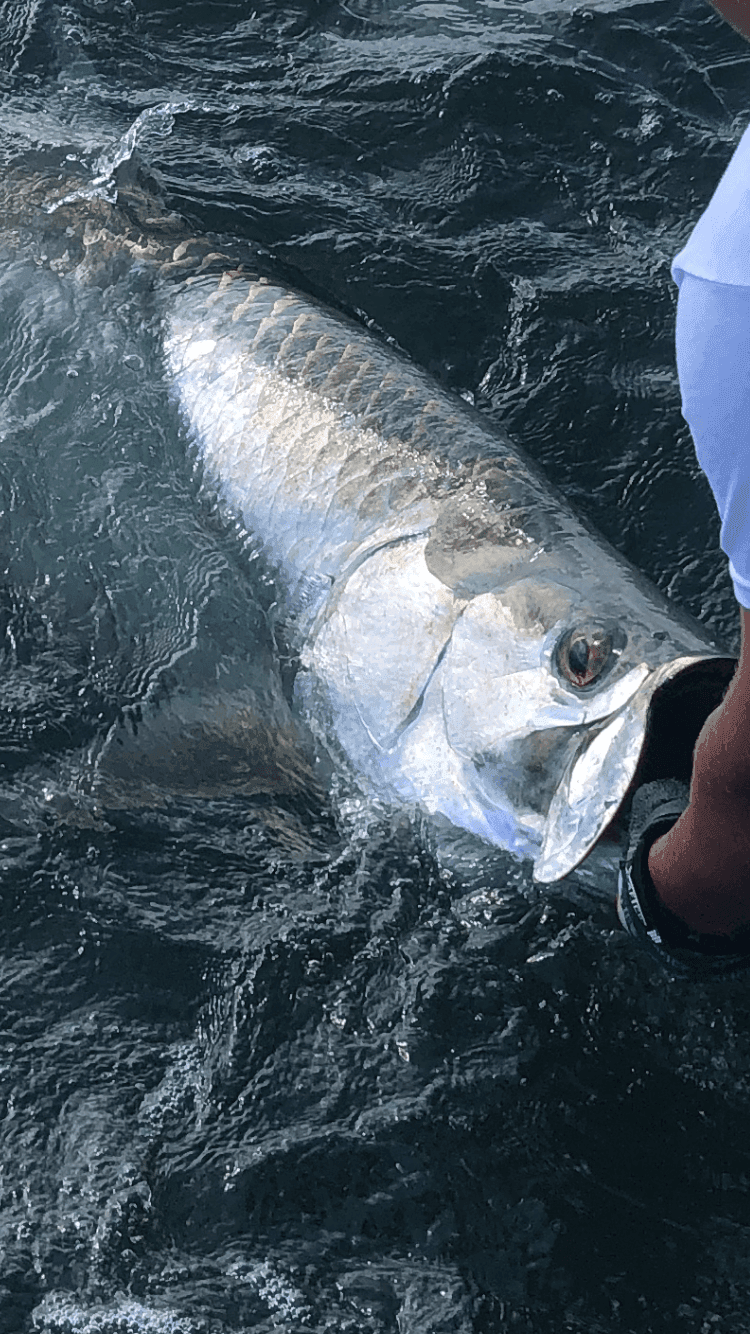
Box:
165, 272, 554, 620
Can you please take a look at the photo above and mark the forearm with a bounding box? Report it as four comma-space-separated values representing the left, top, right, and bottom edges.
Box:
648, 607, 750, 936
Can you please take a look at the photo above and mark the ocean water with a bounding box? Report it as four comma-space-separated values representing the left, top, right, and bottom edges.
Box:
1, 1, 750, 1331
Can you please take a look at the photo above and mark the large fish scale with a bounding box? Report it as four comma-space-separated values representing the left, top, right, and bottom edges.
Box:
164, 272, 556, 619
169, 278, 426, 609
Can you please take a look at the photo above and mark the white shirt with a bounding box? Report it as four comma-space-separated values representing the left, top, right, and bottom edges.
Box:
670, 123, 750, 610
672, 122, 750, 287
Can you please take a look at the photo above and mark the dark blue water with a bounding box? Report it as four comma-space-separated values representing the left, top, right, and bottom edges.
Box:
1, 2, 750, 1331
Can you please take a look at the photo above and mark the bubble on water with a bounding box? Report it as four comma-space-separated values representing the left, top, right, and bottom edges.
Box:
31, 1292, 206, 1334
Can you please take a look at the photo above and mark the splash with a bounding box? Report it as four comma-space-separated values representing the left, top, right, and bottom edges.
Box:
45, 100, 195, 211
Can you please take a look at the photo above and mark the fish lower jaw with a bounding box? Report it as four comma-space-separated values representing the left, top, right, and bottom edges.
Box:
534, 653, 735, 884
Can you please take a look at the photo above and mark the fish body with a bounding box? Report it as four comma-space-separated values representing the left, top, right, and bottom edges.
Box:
163, 270, 731, 882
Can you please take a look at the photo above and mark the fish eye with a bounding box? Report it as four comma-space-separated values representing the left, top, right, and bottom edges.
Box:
556, 624, 617, 689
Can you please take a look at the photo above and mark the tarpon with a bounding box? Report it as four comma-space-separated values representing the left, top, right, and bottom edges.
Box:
161, 268, 733, 882
0, 165, 732, 879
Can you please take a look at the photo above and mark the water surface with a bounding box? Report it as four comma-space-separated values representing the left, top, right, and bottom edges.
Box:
1, 2, 750, 1331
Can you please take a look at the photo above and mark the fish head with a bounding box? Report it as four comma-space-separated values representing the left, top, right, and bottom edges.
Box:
303, 477, 733, 884
420, 566, 733, 882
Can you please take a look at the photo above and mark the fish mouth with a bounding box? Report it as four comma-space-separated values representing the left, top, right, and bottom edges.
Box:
534, 653, 736, 883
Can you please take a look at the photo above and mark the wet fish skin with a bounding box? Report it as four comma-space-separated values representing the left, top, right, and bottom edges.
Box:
164, 270, 729, 882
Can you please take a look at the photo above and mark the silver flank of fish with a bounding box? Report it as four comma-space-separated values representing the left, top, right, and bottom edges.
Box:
163, 271, 729, 882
